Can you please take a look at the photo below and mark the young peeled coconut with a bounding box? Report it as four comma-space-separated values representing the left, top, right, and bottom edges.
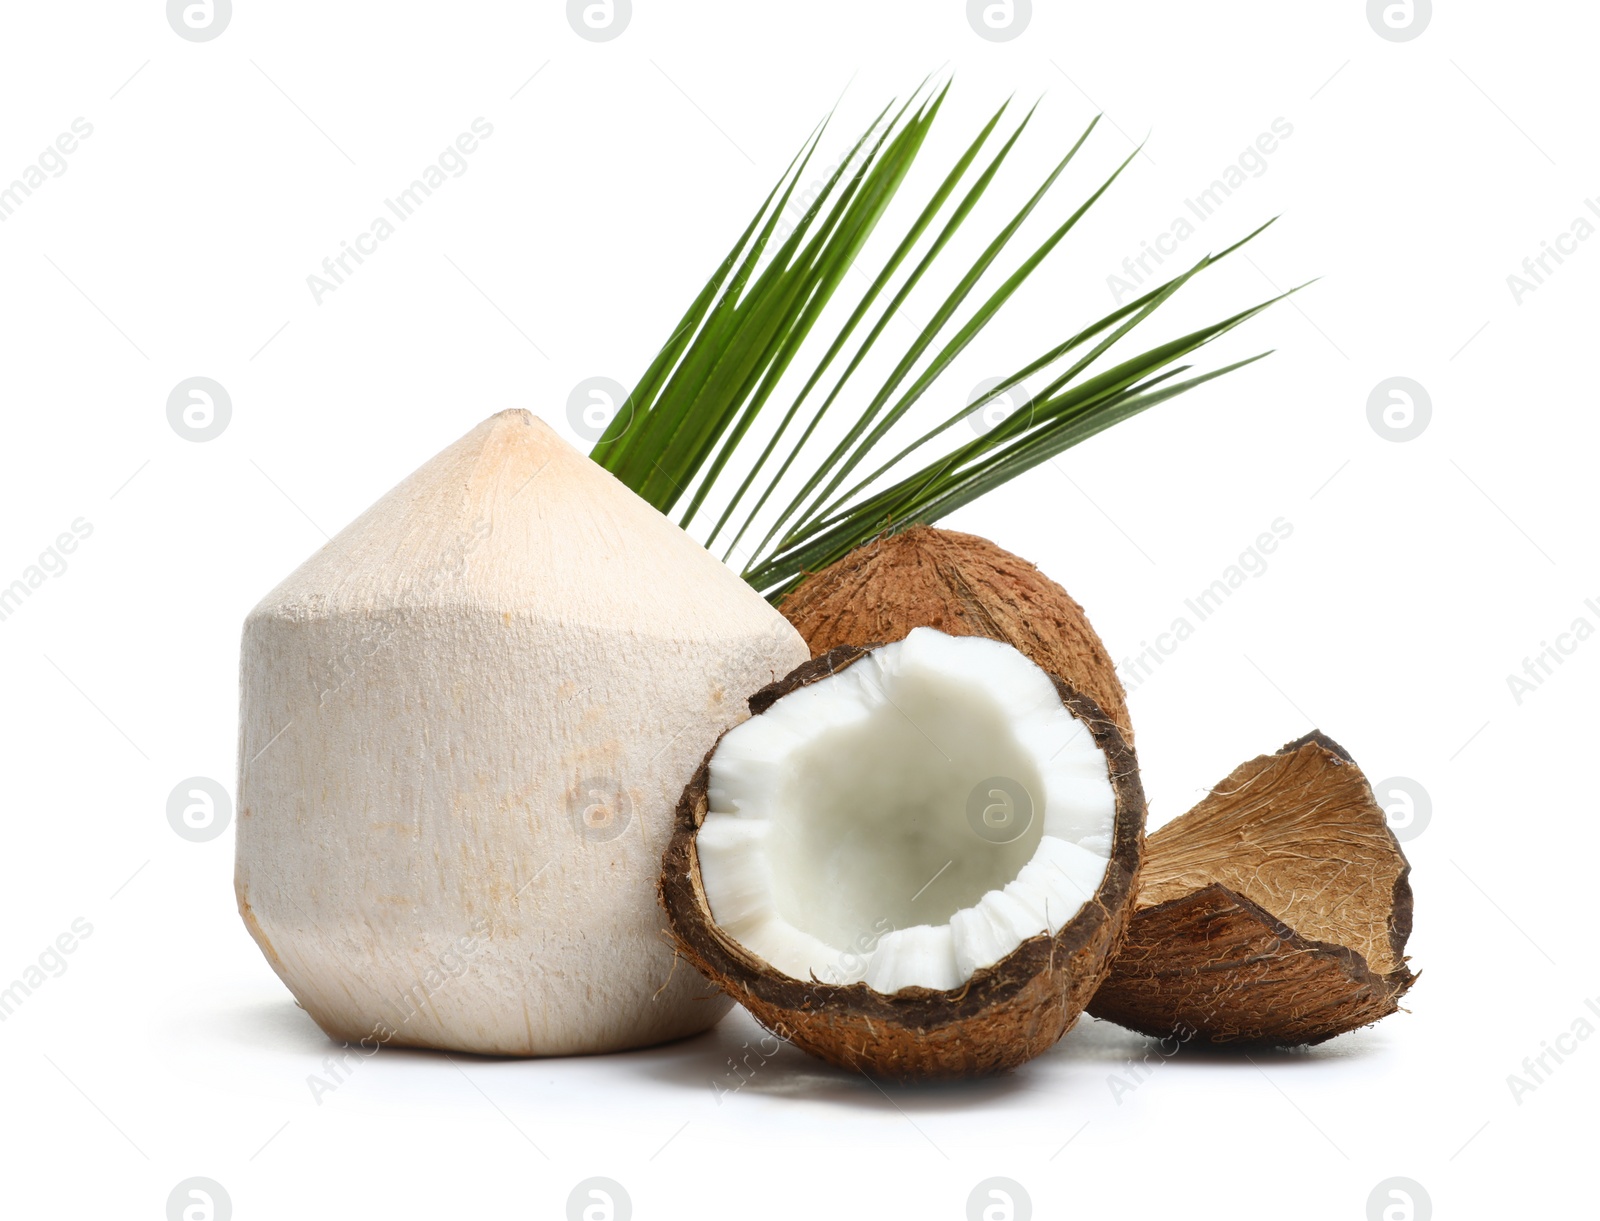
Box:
660, 627, 1146, 1080
1088, 732, 1416, 1045
779, 525, 1133, 745
236, 410, 809, 1056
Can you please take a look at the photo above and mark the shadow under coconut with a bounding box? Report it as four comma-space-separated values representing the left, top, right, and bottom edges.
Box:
213, 997, 472, 1060
208, 998, 334, 1056
213, 996, 723, 1066
635, 1007, 1392, 1102
637, 1008, 1035, 1109
1067, 1013, 1386, 1068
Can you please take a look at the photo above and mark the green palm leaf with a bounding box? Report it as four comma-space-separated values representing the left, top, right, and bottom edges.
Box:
589, 81, 1291, 602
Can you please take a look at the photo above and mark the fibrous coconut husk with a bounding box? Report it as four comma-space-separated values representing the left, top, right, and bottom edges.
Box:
1088, 731, 1416, 1046
778, 526, 1133, 745
659, 644, 1147, 1082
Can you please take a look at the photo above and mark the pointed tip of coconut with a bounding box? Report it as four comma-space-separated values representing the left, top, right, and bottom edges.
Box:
247, 411, 801, 645
477, 407, 564, 448
1088, 732, 1416, 1046
457, 404, 556, 442
489, 406, 537, 424
461, 406, 579, 474
779, 525, 1133, 744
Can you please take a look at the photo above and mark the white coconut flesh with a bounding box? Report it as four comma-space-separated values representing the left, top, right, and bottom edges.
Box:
696, 627, 1118, 994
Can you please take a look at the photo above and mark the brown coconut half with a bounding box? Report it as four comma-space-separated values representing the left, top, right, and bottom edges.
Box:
660, 628, 1146, 1081
1088, 731, 1416, 1046
778, 525, 1134, 745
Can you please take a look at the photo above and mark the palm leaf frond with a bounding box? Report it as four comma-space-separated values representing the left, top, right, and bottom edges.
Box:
589, 82, 1288, 602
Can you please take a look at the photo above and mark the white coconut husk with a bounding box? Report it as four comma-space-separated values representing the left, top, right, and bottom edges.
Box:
236, 410, 809, 1055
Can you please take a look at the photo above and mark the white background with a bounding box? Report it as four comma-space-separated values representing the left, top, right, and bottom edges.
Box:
0, 1, 1593, 1218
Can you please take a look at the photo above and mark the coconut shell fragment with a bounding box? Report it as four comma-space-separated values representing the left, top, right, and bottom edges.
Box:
779, 526, 1133, 744
659, 642, 1148, 1081
1088, 731, 1416, 1046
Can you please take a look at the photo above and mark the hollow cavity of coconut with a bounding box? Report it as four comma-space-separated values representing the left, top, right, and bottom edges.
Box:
1089, 732, 1416, 1046
236, 410, 809, 1056
660, 627, 1146, 1081
779, 525, 1133, 745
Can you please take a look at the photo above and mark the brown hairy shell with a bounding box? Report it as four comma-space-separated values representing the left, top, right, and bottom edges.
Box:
778, 526, 1133, 744
1088, 732, 1417, 1046
659, 644, 1147, 1082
